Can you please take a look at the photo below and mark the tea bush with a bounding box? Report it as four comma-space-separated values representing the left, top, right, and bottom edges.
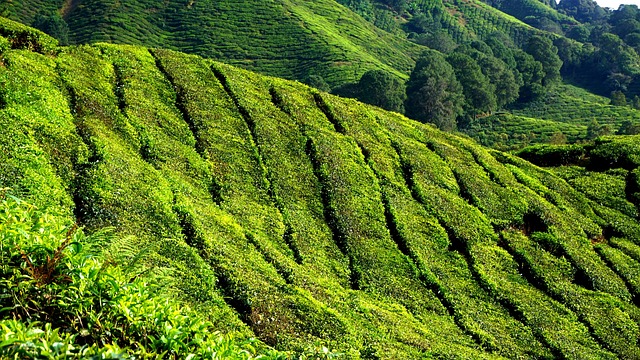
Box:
0, 193, 289, 359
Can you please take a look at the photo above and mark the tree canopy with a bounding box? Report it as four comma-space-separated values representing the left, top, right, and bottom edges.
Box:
446, 52, 497, 118
356, 70, 406, 113
405, 50, 464, 131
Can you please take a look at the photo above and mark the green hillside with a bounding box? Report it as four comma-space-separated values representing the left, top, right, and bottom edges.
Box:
0, 0, 559, 86
2, 23, 640, 358
0, 0, 424, 86
464, 84, 640, 150
481, 0, 578, 28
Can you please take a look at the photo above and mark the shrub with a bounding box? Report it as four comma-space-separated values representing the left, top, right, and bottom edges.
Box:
0, 35, 9, 54
0, 17, 57, 54
0, 192, 288, 359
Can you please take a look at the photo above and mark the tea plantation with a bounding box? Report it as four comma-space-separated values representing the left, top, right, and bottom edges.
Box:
0, 0, 554, 87
1, 21, 640, 359
463, 85, 640, 150
0, 0, 425, 87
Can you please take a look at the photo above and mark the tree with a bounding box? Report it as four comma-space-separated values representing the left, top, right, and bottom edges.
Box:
514, 50, 545, 102
624, 33, 640, 48
356, 70, 406, 113
405, 13, 432, 34
446, 52, 497, 118
485, 32, 518, 68
586, 33, 640, 93
304, 75, 331, 92
331, 82, 360, 99
470, 40, 494, 57
558, 0, 607, 23
611, 90, 627, 105
567, 25, 591, 42
617, 120, 640, 134
412, 30, 457, 53
477, 55, 520, 108
549, 131, 568, 144
405, 50, 464, 131
554, 37, 584, 77
525, 35, 563, 86
633, 95, 640, 109
32, 12, 69, 45
587, 119, 613, 139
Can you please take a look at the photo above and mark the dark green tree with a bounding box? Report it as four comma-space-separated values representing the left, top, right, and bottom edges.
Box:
405, 13, 432, 34
567, 25, 591, 42
617, 120, 640, 134
558, 0, 607, 23
525, 35, 563, 86
413, 30, 457, 53
470, 40, 494, 57
611, 90, 627, 105
457, 45, 520, 108
610, 4, 639, 27
477, 56, 519, 108
595, 33, 640, 75
554, 37, 585, 77
446, 52, 497, 117
514, 50, 545, 102
32, 12, 69, 45
405, 50, 464, 131
331, 82, 360, 98
624, 33, 640, 48
587, 119, 613, 139
633, 95, 640, 109
305, 75, 331, 92
485, 32, 518, 68
356, 70, 406, 113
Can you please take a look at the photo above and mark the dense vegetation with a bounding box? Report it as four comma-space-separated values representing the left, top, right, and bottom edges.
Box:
2, 22, 640, 358
0, 0, 423, 87
465, 84, 640, 150
4, 0, 640, 150
327, 0, 640, 147
0, 193, 291, 358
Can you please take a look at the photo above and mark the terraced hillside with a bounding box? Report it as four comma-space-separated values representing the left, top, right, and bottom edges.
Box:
441, 0, 547, 45
0, 0, 560, 87
481, 0, 578, 28
2, 24, 640, 358
0, 0, 424, 86
464, 85, 640, 150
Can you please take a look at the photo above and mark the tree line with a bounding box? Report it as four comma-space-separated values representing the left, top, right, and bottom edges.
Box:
323, 33, 561, 131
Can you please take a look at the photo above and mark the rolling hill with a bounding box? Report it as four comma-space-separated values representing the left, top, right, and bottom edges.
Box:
5, 0, 639, 153
0, 0, 426, 86
2, 22, 640, 358
465, 84, 640, 150
0, 0, 559, 87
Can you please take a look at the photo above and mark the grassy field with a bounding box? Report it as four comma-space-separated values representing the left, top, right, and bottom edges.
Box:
1, 23, 639, 358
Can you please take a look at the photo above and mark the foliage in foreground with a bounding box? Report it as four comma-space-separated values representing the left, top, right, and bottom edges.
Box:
0, 193, 289, 359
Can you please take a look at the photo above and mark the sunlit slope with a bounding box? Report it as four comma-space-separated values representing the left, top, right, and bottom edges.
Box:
443, 0, 543, 44
0, 0, 422, 86
1, 36, 640, 357
464, 85, 640, 150
0, 0, 562, 86
479, 0, 577, 28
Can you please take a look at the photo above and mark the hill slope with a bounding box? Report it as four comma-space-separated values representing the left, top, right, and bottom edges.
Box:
0, 0, 424, 86
464, 84, 640, 150
2, 27, 640, 358
0, 0, 559, 86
